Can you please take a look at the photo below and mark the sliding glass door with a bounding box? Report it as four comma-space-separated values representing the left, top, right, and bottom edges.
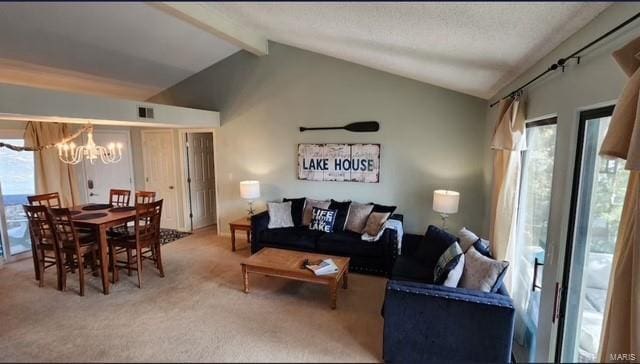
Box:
0, 137, 35, 259
512, 118, 557, 362
558, 106, 628, 362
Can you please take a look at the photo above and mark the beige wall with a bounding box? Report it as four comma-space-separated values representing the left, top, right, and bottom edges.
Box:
150, 42, 487, 234
483, 3, 640, 361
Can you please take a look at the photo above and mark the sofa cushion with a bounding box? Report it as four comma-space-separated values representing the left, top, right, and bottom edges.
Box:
414, 225, 459, 268
316, 231, 384, 258
309, 207, 337, 233
459, 246, 509, 293
433, 241, 463, 285
259, 227, 323, 250
363, 211, 391, 235
371, 203, 397, 214
302, 199, 330, 226
267, 201, 294, 229
328, 199, 351, 231
391, 256, 434, 283
283, 197, 306, 226
345, 202, 374, 233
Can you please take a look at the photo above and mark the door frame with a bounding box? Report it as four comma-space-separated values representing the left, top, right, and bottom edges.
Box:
0, 127, 35, 263
555, 104, 616, 362
177, 128, 220, 233
141, 129, 181, 230
78, 128, 135, 202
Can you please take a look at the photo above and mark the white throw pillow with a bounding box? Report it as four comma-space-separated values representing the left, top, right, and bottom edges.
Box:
458, 227, 480, 252
459, 246, 509, 292
267, 201, 294, 229
443, 253, 465, 287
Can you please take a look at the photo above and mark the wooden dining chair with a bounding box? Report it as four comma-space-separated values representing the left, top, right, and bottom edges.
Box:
109, 189, 131, 207
28, 192, 62, 208
109, 199, 164, 288
23, 204, 62, 289
49, 208, 101, 296
135, 191, 156, 204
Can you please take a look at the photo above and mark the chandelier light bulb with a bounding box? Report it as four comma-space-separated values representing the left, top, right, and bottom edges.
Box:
57, 123, 123, 165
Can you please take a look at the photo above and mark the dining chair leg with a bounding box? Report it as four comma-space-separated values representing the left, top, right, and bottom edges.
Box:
67, 253, 75, 273
55, 254, 64, 291
136, 248, 143, 288
126, 249, 132, 276
37, 249, 45, 288
77, 254, 85, 297
90, 250, 99, 277
155, 243, 165, 278
110, 246, 119, 284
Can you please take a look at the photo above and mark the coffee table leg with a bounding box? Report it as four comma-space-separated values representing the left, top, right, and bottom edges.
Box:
342, 271, 348, 289
242, 264, 249, 293
329, 279, 337, 309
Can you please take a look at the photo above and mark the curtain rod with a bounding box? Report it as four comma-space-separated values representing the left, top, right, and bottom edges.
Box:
489, 11, 640, 108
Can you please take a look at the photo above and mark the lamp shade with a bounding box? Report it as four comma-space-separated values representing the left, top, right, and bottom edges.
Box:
433, 190, 460, 214
240, 180, 260, 200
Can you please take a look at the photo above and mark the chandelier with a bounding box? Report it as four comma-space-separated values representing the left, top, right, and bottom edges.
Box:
56, 125, 123, 165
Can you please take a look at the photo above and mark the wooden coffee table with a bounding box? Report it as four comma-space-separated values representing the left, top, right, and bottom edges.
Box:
241, 248, 350, 309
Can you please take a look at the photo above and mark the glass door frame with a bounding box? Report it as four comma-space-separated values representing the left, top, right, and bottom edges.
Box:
0, 128, 34, 263
555, 105, 616, 362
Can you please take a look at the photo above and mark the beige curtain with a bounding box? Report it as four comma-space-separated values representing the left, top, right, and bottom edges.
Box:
489, 97, 526, 292
23, 122, 80, 207
598, 36, 640, 362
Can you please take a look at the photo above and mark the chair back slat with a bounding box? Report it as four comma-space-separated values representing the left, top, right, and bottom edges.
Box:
23, 204, 56, 249
28, 193, 62, 208
135, 191, 156, 204
48, 208, 80, 251
135, 199, 162, 246
109, 189, 131, 207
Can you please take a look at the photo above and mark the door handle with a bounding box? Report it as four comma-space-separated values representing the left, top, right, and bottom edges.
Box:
89, 192, 99, 196
532, 257, 544, 291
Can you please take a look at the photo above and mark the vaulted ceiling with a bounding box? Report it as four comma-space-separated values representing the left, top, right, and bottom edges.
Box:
0, 2, 610, 100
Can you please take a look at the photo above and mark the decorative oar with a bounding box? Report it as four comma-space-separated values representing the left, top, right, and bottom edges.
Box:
299, 121, 379, 133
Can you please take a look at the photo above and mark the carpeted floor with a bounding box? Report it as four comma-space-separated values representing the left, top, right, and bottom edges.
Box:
0, 227, 386, 362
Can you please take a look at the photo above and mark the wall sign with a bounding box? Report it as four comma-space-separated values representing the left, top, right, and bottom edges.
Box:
298, 143, 380, 183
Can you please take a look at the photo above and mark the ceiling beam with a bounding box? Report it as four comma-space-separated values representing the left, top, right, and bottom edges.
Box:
150, 2, 269, 56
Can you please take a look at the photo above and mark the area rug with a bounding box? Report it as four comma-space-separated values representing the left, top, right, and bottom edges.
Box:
160, 228, 191, 245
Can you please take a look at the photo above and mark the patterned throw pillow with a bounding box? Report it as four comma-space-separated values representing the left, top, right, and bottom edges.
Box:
362, 212, 391, 236
309, 207, 337, 233
459, 246, 509, 292
433, 241, 463, 285
302, 199, 331, 226
345, 202, 374, 233
267, 201, 294, 229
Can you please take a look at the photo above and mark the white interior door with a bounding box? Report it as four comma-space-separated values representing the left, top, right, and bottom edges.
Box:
187, 133, 216, 229
83, 130, 134, 204
142, 130, 179, 229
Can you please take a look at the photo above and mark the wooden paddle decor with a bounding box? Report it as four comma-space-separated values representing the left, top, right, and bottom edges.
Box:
299, 121, 379, 133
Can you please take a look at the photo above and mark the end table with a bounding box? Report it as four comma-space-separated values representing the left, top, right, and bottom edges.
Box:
229, 216, 251, 251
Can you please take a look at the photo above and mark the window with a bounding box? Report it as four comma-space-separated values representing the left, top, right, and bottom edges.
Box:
512, 117, 557, 362
0, 138, 35, 257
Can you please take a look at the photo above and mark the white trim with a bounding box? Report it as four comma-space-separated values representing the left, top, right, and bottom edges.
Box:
177, 128, 220, 234
141, 129, 180, 230
525, 113, 558, 123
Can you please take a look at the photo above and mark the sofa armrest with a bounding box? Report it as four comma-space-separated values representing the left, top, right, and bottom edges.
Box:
380, 224, 401, 276
401, 233, 423, 256
383, 280, 515, 364
250, 211, 270, 251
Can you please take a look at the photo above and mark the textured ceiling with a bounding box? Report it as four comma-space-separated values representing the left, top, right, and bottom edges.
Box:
0, 2, 240, 99
210, 2, 610, 99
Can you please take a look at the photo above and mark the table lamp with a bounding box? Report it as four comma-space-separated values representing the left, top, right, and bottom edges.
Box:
240, 180, 260, 216
433, 190, 460, 230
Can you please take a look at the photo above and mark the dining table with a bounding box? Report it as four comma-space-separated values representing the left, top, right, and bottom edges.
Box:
29, 204, 138, 295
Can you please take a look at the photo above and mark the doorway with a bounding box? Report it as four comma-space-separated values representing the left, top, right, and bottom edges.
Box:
181, 131, 217, 231
0, 133, 35, 261
557, 105, 628, 362
141, 130, 180, 230
81, 129, 135, 203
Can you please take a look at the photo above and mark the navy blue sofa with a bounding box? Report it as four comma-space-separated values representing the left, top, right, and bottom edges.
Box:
251, 211, 402, 276
383, 233, 515, 363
